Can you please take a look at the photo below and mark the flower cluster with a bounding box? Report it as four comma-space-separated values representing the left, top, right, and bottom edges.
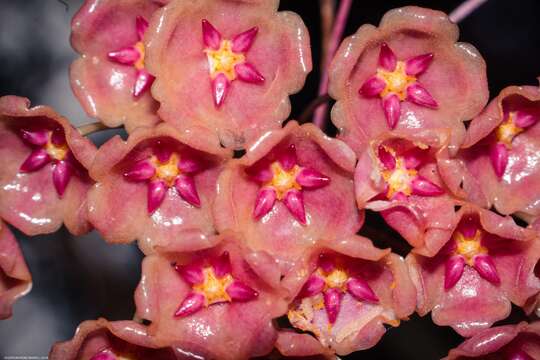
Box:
1, 1, 539, 359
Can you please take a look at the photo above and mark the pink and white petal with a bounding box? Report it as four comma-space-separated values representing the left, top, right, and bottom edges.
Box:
145, 0, 312, 149
275, 330, 332, 358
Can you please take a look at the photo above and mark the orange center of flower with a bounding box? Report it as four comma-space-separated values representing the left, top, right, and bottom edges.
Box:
454, 229, 487, 266
320, 267, 348, 291
496, 112, 523, 148
205, 40, 245, 81
381, 154, 417, 199
193, 267, 233, 306
133, 41, 146, 70
266, 162, 302, 200
377, 61, 416, 100
45, 134, 68, 161
151, 153, 180, 186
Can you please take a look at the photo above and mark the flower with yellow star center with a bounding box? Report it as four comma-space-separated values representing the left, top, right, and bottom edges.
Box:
45, 135, 69, 161
454, 229, 487, 266
266, 162, 302, 200
193, 267, 233, 306
496, 112, 524, 148
377, 62, 417, 100
381, 157, 418, 199
151, 153, 180, 186
205, 40, 246, 81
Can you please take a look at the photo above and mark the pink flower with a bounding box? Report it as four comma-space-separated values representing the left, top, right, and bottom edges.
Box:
0, 96, 96, 236
71, 0, 165, 132
354, 131, 456, 250
329, 6, 488, 155
407, 206, 540, 337
49, 318, 177, 360
87, 123, 231, 254
134, 234, 287, 360
276, 236, 416, 356
0, 220, 32, 320
444, 322, 540, 359
144, 0, 312, 149
213, 121, 362, 274
439, 83, 540, 218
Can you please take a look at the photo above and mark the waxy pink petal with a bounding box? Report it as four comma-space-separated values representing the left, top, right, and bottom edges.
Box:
212, 73, 230, 108
147, 180, 167, 214
175, 262, 204, 285
346, 277, 379, 303
174, 291, 205, 317
510, 350, 535, 360
473, 255, 501, 285
406, 83, 438, 109
378, 145, 396, 170
382, 94, 401, 129
490, 142, 509, 178
295, 168, 330, 189
178, 156, 205, 174
107, 47, 140, 65
235, 63, 265, 84
232, 27, 258, 53
124, 160, 155, 181
359, 76, 386, 97
201, 19, 222, 50
298, 275, 325, 298
226, 280, 259, 302
283, 189, 306, 224
52, 161, 72, 197
277, 144, 297, 171
20, 129, 48, 146
210, 251, 231, 278
444, 256, 465, 290
136, 15, 149, 41
411, 176, 444, 196
378, 42, 397, 72
323, 288, 342, 324
174, 174, 201, 207
514, 110, 538, 128
405, 53, 434, 76
133, 69, 155, 97
253, 187, 277, 220
20, 148, 51, 172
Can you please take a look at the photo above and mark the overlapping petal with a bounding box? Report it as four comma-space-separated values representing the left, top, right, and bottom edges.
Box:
87, 123, 231, 254
144, 0, 312, 149
329, 6, 488, 156
0, 96, 95, 236
213, 121, 362, 274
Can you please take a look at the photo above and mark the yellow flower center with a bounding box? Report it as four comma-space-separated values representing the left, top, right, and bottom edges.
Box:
377, 61, 417, 100
205, 40, 245, 81
45, 134, 68, 161
267, 162, 302, 200
193, 267, 233, 306
454, 229, 487, 266
496, 112, 523, 148
152, 153, 180, 186
381, 156, 417, 199
323, 268, 348, 291
133, 41, 146, 70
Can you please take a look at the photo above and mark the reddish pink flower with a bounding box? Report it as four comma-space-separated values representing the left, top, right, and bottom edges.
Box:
0, 220, 32, 320
71, 0, 165, 132
354, 131, 457, 250
87, 123, 231, 254
444, 322, 540, 360
49, 318, 177, 360
439, 84, 540, 218
213, 121, 362, 273
407, 206, 540, 337
0, 96, 95, 236
329, 6, 488, 155
276, 236, 416, 356
144, 0, 312, 149
134, 234, 287, 360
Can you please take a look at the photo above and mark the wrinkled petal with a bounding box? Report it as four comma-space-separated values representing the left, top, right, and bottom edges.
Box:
174, 262, 204, 286
20, 149, 51, 172
174, 291, 205, 317
298, 275, 325, 298
473, 255, 501, 286
405, 53, 434, 76
253, 187, 277, 220
378, 42, 397, 71
124, 160, 156, 181
212, 73, 230, 108
20, 128, 48, 146
147, 180, 167, 214
232, 27, 258, 53
107, 47, 140, 65
323, 288, 343, 324
52, 160, 73, 197
201, 19, 222, 50
133, 69, 155, 97
347, 277, 379, 303
174, 174, 201, 207
295, 167, 330, 189
359, 76, 385, 97
283, 189, 306, 225
382, 94, 401, 129
406, 83, 438, 109
411, 175, 444, 196
226, 280, 259, 302
444, 256, 465, 290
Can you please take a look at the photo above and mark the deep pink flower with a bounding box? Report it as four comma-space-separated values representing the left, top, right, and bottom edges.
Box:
354, 131, 456, 250
407, 206, 540, 337
0, 96, 96, 236
49, 318, 177, 360
439, 83, 540, 219
329, 6, 488, 155
87, 123, 231, 254
144, 0, 312, 149
0, 220, 32, 320
214, 121, 362, 274
276, 236, 416, 356
444, 322, 540, 360
134, 234, 287, 360
71, 0, 165, 132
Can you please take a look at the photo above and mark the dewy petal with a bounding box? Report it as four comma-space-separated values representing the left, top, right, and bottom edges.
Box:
378, 145, 396, 170
232, 27, 259, 53
52, 160, 73, 197
124, 160, 156, 181
346, 277, 379, 303
444, 256, 465, 290
20, 129, 48, 146
212, 73, 231, 108
107, 47, 140, 65
20, 148, 51, 172
147, 180, 167, 214
411, 176, 444, 196
201, 19, 222, 50
253, 187, 277, 220
406, 83, 438, 109
174, 262, 204, 285
490, 142, 509, 178
514, 110, 538, 128
405, 53, 434, 76
226, 280, 259, 302
133, 69, 155, 97
210, 251, 232, 278
283, 189, 306, 225
473, 255, 501, 285
298, 275, 325, 298
277, 144, 297, 171
235, 63, 265, 84
295, 167, 330, 189
359, 76, 385, 97
136, 15, 149, 41
178, 155, 205, 174
323, 288, 343, 324
174, 291, 205, 317
378, 42, 397, 72
50, 127, 65, 146
174, 174, 201, 207
382, 94, 401, 129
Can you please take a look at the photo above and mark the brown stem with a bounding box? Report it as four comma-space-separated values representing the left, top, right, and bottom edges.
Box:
299, 94, 331, 124
319, 0, 335, 73
77, 122, 121, 136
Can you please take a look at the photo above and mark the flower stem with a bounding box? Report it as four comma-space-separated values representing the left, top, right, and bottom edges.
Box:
77, 122, 120, 136
299, 94, 331, 123
319, 0, 335, 74
449, 0, 488, 23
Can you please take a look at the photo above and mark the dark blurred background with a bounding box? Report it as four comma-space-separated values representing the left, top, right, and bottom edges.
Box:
0, 0, 538, 358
